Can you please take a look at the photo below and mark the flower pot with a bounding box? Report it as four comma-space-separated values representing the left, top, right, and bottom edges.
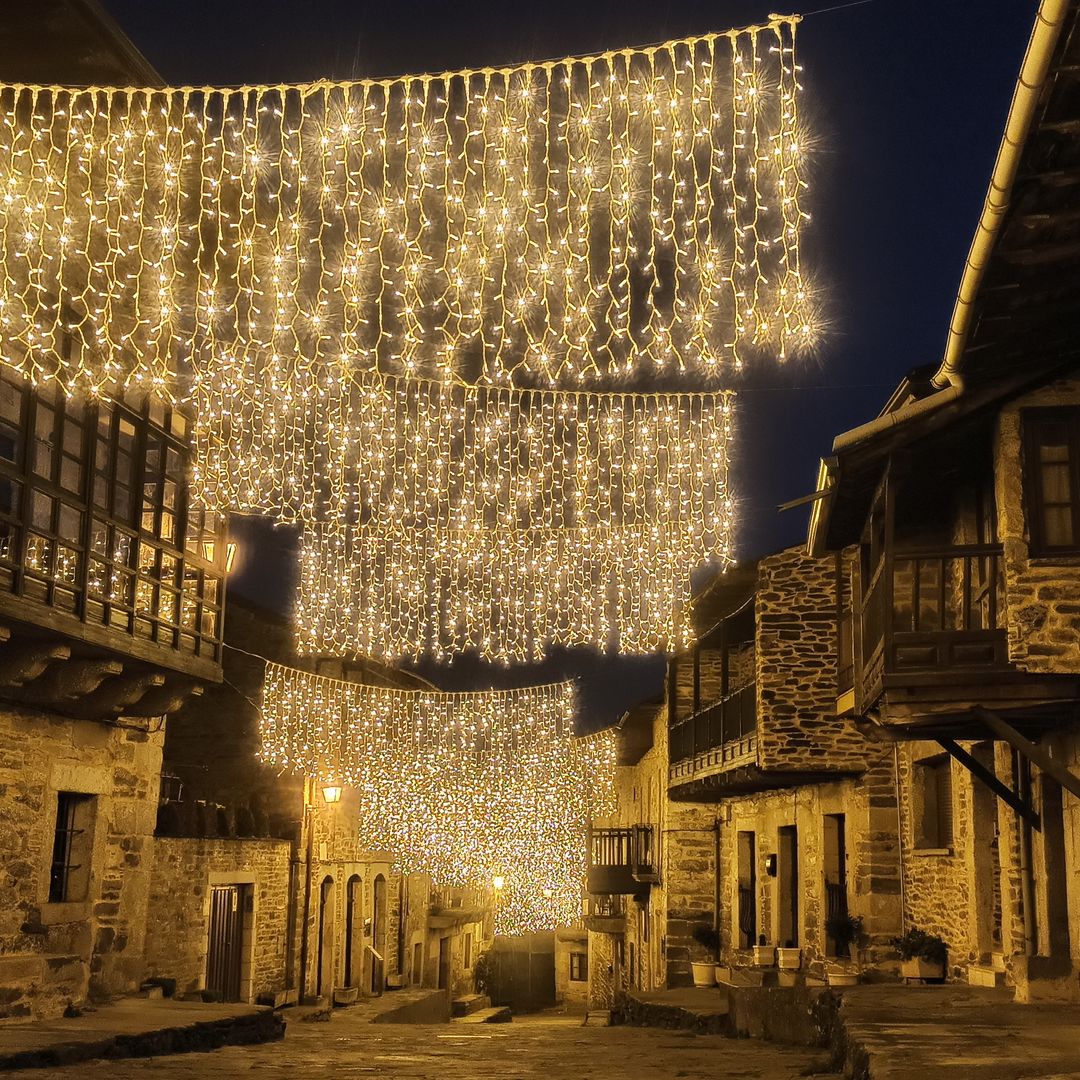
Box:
691, 961, 716, 987
901, 957, 944, 982
777, 947, 801, 971
714, 964, 730, 985
752, 945, 776, 967
826, 968, 859, 987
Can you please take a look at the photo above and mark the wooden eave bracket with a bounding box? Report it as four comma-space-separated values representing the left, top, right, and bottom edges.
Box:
974, 705, 1080, 803
937, 736, 1041, 830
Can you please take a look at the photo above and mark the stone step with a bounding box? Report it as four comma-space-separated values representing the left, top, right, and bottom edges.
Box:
454, 1006, 512, 1024
451, 993, 491, 1018
967, 963, 1006, 988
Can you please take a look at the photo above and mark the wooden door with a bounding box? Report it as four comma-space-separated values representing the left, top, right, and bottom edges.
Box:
206, 885, 242, 1002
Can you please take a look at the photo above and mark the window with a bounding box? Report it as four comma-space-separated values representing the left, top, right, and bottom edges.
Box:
49, 792, 96, 903
1024, 408, 1080, 554
569, 951, 588, 982
0, 367, 226, 664
915, 757, 953, 850
463, 932, 473, 970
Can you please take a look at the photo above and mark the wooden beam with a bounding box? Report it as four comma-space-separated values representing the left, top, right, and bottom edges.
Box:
974, 707, 1080, 802
937, 737, 1041, 830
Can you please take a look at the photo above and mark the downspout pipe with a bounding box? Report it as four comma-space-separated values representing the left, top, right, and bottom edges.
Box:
932, 0, 1071, 390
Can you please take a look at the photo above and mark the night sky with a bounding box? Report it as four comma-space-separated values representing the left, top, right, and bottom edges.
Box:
102, 0, 1040, 727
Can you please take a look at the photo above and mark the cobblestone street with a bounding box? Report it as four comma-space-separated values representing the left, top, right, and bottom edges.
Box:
22, 1012, 831, 1079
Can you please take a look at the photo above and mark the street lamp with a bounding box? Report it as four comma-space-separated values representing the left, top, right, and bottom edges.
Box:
321, 783, 343, 805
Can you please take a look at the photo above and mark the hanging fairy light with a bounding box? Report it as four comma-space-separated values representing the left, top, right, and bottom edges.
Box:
0, 15, 813, 402
258, 661, 617, 934
0, 15, 815, 662
198, 369, 735, 661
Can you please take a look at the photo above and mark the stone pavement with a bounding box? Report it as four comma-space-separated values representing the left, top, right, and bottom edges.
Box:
838, 984, 1080, 1079
8, 1008, 835, 1079
0, 998, 281, 1070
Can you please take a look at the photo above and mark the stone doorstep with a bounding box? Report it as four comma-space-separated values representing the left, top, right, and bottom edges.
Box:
453, 1006, 512, 1024
0, 1000, 284, 1071
450, 993, 492, 1018
966, 965, 1006, 989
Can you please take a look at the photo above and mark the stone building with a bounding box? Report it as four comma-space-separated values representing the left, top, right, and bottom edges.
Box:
586, 548, 903, 995
806, 0, 1080, 1000
0, 0, 226, 1025
0, 367, 229, 1021
147, 594, 492, 1006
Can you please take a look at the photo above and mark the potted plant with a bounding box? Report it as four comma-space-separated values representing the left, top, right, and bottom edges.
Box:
893, 928, 947, 982
752, 933, 775, 967
777, 939, 801, 971
691, 925, 720, 987
826, 912, 864, 960
824, 913, 864, 987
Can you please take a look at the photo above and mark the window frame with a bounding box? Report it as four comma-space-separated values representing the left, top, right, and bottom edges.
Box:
0, 368, 226, 667
1022, 406, 1080, 556
569, 951, 588, 983
49, 791, 96, 904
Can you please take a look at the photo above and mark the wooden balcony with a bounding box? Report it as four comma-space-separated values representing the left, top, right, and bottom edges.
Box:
668, 682, 757, 788
860, 544, 1009, 701
583, 894, 626, 934
586, 826, 656, 895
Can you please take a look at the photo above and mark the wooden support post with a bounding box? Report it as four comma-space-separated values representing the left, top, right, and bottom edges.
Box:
974, 707, 1080, 802
937, 737, 1041, 830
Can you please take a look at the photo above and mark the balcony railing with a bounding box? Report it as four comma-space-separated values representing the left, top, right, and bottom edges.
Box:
586, 825, 656, 894
669, 682, 757, 767
859, 544, 1008, 703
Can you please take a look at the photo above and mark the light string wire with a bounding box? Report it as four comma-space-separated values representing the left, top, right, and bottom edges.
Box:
258, 659, 617, 934
0, 14, 809, 660
0, 14, 814, 398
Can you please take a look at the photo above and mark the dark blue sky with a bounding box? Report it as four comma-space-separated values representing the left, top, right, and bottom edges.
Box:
103, 0, 1040, 725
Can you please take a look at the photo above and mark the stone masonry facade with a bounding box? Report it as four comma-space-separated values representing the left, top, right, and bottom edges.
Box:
145, 837, 292, 1001
0, 705, 164, 1020
754, 548, 868, 774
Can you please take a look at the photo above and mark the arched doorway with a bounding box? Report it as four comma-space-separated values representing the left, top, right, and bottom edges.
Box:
316, 876, 336, 999
371, 873, 387, 993
344, 874, 362, 988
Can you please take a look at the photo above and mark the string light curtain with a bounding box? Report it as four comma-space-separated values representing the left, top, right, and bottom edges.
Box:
258, 661, 617, 933
0, 14, 812, 401
261, 371, 735, 661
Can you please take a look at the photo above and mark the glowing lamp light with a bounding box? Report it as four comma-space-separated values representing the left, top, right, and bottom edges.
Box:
492, 876, 506, 891
201, 539, 238, 573
321, 783, 343, 804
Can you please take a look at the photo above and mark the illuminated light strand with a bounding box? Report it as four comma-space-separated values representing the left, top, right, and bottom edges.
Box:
258, 661, 617, 934
193, 368, 734, 661
0, 16, 814, 401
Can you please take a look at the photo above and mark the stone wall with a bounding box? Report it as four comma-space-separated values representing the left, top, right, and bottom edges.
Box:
145, 837, 291, 1001
0, 705, 164, 1020
555, 927, 588, 1006
716, 746, 901, 972
895, 739, 1027, 977
995, 377, 1080, 673
755, 548, 867, 773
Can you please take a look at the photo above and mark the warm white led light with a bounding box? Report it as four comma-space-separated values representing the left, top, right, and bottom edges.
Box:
0, 16, 811, 400
258, 661, 617, 934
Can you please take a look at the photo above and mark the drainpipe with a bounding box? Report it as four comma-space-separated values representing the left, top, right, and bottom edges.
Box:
1017, 756, 1037, 956
714, 818, 722, 936
299, 783, 315, 1003
933, 0, 1071, 390
893, 743, 907, 935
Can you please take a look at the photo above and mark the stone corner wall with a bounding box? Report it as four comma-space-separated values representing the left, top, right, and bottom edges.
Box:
663, 802, 718, 987
0, 705, 164, 1021
755, 547, 866, 773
